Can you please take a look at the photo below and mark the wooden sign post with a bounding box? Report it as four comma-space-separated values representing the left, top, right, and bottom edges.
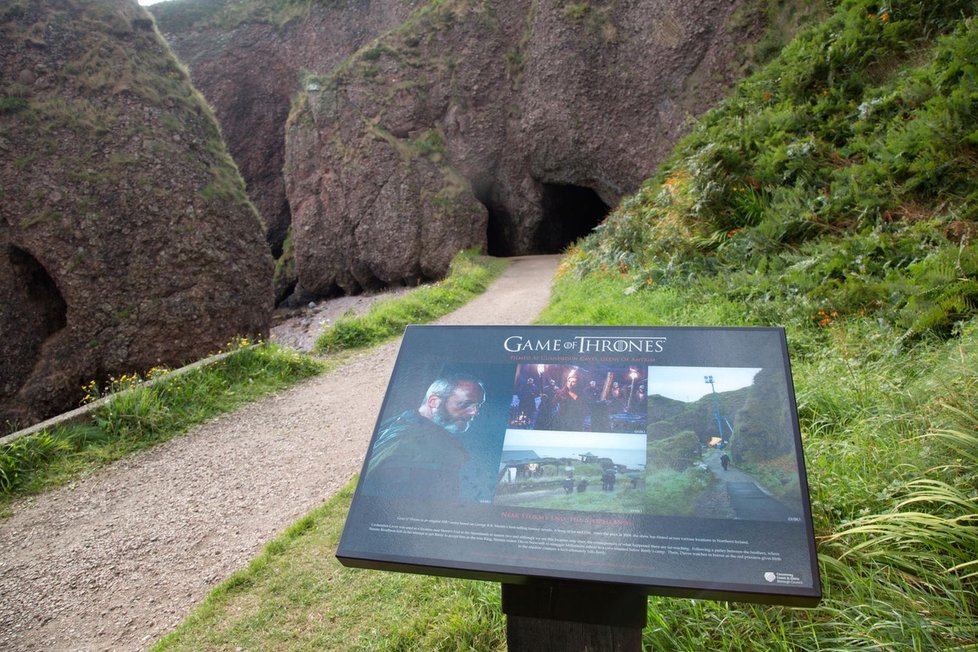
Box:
502, 581, 647, 652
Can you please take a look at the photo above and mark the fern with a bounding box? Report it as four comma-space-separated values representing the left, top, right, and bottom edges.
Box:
906, 278, 978, 338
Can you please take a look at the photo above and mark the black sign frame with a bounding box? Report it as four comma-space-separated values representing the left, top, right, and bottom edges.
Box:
337, 325, 821, 607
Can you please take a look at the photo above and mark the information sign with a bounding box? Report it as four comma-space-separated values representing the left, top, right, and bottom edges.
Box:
337, 325, 821, 606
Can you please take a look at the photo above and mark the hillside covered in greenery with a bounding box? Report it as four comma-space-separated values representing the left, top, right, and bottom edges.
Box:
565, 1, 976, 340
540, 0, 977, 648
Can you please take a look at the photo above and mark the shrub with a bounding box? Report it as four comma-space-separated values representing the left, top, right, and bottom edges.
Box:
647, 430, 702, 471
0, 96, 29, 114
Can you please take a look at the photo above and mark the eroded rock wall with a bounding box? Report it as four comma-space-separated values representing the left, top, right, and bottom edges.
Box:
284, 0, 759, 295
0, 0, 272, 431
152, 0, 424, 301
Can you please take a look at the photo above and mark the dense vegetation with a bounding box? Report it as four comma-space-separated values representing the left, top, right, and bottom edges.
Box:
571, 0, 977, 343
156, 1, 976, 650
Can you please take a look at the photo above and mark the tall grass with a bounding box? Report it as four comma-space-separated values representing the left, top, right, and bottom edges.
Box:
574, 2, 978, 343
539, 273, 978, 650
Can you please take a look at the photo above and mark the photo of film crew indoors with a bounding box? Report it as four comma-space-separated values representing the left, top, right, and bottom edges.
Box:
495, 365, 806, 521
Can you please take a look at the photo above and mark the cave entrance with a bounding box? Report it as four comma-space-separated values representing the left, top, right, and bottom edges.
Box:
9, 245, 67, 338
534, 183, 610, 253
474, 182, 514, 257
477, 181, 611, 256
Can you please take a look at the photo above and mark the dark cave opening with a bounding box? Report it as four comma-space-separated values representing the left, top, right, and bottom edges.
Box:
477, 181, 611, 256
473, 182, 513, 258
9, 245, 67, 338
534, 183, 611, 253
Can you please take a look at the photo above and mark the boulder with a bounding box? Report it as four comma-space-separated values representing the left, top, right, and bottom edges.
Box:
152, 0, 424, 300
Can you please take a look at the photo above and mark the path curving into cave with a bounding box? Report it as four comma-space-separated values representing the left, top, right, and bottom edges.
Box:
0, 255, 561, 652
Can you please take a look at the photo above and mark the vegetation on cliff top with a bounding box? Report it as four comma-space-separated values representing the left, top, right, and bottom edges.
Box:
0, 0, 256, 220
151, 0, 358, 31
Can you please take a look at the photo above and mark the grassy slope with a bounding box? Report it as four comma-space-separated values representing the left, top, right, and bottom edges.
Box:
157, 1, 976, 650
544, 0, 978, 648
575, 1, 978, 342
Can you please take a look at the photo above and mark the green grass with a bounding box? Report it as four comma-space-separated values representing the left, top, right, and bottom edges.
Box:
153, 481, 507, 652
314, 249, 507, 353
0, 343, 325, 512
0, 96, 29, 113
519, 484, 647, 513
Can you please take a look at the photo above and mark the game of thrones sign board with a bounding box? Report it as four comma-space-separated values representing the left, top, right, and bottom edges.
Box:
338, 325, 821, 606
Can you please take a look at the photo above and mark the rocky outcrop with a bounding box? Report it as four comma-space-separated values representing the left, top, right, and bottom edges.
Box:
153, 0, 760, 300
151, 0, 424, 301
284, 0, 760, 295
0, 0, 273, 431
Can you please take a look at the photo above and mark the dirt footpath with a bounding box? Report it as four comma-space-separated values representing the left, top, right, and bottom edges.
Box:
0, 255, 560, 652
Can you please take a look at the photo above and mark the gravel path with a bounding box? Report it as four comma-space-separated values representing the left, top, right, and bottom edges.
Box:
0, 255, 560, 652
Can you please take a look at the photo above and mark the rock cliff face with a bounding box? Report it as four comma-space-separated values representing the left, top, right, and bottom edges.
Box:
0, 0, 273, 431
284, 0, 758, 295
155, 0, 759, 300
152, 0, 424, 301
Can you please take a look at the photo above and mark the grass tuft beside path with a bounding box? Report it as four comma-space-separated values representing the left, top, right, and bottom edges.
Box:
314, 250, 507, 353
0, 343, 326, 513
1, 250, 505, 516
